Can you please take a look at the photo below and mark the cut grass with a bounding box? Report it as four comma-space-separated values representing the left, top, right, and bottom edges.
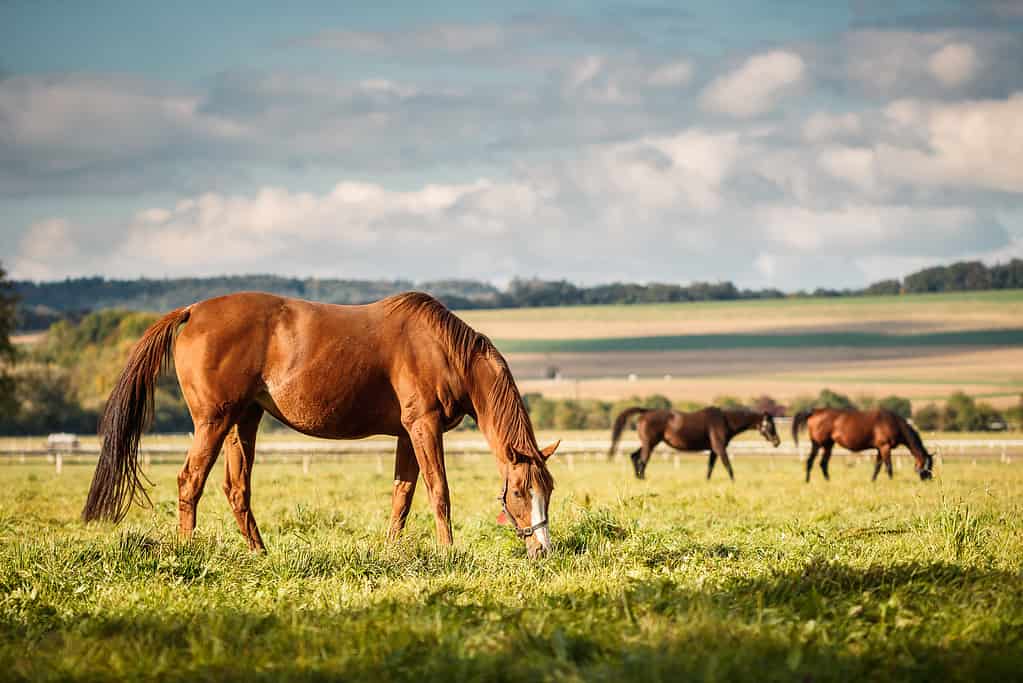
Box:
1, 456, 1021, 682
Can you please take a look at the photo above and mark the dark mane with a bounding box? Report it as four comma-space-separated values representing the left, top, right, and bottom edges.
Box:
383, 292, 554, 492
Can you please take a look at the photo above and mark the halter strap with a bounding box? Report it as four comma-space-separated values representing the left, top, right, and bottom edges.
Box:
498, 478, 548, 539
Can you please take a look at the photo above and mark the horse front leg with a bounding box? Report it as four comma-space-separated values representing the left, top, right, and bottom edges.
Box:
872, 449, 883, 482
403, 413, 453, 545
706, 450, 718, 480
388, 433, 420, 541
711, 436, 734, 481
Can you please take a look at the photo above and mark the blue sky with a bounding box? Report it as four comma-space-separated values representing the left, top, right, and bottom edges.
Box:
2, 1, 1022, 289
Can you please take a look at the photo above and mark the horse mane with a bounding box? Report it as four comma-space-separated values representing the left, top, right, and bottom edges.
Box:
383, 292, 554, 492
723, 409, 761, 430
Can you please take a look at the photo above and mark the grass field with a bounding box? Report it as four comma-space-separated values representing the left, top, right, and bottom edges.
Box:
2, 454, 1021, 682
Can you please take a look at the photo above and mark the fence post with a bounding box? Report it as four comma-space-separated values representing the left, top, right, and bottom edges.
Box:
302, 453, 311, 475
376, 452, 384, 475
55, 450, 63, 475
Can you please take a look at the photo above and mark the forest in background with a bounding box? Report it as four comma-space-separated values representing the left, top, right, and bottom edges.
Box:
13, 258, 1023, 331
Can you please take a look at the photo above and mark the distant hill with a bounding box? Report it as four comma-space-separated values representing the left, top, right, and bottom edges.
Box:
12, 258, 1023, 331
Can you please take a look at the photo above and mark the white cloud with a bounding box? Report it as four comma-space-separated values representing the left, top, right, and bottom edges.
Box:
12, 219, 78, 280
803, 112, 861, 142
701, 50, 805, 118
879, 93, 1023, 193
928, 43, 979, 88
646, 61, 693, 87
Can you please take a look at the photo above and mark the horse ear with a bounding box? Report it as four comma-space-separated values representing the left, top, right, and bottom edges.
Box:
540, 440, 561, 460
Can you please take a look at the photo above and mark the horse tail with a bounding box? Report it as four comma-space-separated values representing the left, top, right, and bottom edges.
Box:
791, 410, 813, 447
608, 407, 649, 459
82, 306, 191, 523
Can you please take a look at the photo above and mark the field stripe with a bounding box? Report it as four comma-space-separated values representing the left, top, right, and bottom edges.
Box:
494, 328, 1023, 353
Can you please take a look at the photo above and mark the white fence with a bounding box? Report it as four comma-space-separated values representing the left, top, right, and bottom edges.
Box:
1, 435, 1020, 474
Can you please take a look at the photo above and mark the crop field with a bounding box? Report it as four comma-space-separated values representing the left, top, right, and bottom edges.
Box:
453, 291, 1023, 407
1, 451, 1021, 682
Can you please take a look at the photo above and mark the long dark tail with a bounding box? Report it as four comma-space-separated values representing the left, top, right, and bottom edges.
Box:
791, 410, 812, 447
82, 306, 191, 522
608, 407, 649, 459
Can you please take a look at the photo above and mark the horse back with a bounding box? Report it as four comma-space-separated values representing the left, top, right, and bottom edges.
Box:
173, 292, 426, 437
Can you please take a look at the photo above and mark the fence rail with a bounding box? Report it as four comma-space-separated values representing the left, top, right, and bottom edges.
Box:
2, 437, 1020, 473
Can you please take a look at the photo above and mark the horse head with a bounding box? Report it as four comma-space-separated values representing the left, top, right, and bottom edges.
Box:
497, 441, 560, 558
758, 413, 782, 447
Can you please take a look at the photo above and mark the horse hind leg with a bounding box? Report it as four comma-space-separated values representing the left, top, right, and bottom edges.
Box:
630, 448, 643, 479
222, 404, 265, 551
178, 412, 237, 541
872, 449, 883, 482
805, 442, 820, 483
388, 434, 420, 541
819, 444, 834, 481
706, 451, 718, 480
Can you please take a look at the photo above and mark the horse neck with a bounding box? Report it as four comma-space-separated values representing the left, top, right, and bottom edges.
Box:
726, 410, 760, 436
466, 356, 538, 464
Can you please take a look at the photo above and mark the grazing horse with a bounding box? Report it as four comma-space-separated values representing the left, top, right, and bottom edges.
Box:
608, 406, 781, 480
792, 408, 933, 482
82, 292, 560, 558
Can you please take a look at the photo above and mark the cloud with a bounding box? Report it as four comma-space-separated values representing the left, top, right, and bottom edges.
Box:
701, 50, 805, 118
646, 61, 693, 87
803, 112, 862, 142
928, 42, 980, 87
879, 93, 1023, 193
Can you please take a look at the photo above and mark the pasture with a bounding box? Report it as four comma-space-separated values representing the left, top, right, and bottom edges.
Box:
2, 449, 1021, 682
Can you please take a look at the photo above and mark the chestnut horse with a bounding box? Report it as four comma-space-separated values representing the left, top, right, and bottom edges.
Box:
607, 406, 781, 480
82, 292, 560, 557
792, 408, 933, 482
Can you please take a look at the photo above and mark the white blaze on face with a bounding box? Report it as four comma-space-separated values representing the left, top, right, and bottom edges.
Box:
530, 487, 550, 550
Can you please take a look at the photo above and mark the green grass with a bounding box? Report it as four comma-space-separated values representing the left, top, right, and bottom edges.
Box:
2, 457, 1022, 682
493, 328, 1023, 353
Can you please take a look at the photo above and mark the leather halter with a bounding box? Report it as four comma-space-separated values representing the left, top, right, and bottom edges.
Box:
498, 478, 548, 539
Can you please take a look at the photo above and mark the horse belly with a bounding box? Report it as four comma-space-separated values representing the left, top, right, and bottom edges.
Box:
260, 371, 402, 439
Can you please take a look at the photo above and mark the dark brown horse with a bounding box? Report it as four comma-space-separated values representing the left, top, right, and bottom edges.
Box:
792, 408, 933, 482
82, 292, 560, 557
608, 406, 781, 480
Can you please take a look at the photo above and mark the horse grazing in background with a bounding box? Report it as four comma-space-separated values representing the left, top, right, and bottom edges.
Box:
608, 406, 781, 480
792, 408, 933, 482
82, 291, 560, 558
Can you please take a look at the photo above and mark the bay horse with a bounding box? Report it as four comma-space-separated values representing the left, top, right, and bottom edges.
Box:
792, 408, 933, 482
82, 292, 560, 558
607, 406, 781, 480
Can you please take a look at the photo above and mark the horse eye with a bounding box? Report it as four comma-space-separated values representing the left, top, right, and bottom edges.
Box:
512, 491, 523, 498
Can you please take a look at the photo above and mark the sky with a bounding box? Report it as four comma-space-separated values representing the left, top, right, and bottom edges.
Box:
2, 1, 1022, 290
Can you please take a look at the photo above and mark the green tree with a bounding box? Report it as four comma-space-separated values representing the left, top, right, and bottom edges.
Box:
643, 394, 673, 411
713, 395, 746, 410
913, 403, 941, 431
0, 262, 18, 417
877, 395, 912, 419
816, 388, 856, 410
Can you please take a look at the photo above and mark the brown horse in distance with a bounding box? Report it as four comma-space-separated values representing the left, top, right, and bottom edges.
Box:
792, 408, 933, 482
82, 292, 560, 558
608, 407, 781, 480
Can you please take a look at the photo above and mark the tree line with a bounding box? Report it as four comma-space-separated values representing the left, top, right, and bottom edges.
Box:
13, 258, 1023, 331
